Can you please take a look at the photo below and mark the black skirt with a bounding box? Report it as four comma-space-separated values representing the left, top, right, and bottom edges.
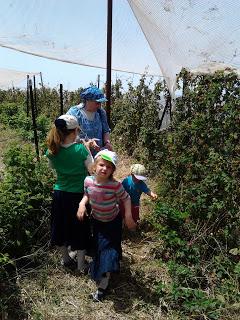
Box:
51, 190, 91, 251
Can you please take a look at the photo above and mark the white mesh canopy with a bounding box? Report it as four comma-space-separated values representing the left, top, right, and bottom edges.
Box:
0, 1, 160, 77
128, 0, 240, 92
0, 68, 39, 89
0, 0, 239, 93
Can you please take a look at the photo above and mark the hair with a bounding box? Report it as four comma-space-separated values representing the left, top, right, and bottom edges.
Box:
91, 156, 116, 180
46, 125, 75, 155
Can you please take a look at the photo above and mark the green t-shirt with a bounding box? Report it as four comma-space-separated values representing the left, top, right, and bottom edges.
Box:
46, 143, 89, 193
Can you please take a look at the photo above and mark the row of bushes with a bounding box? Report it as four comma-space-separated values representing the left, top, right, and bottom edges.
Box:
0, 143, 54, 318
111, 70, 240, 319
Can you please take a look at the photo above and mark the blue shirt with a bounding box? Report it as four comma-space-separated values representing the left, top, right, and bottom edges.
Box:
66, 104, 110, 149
122, 175, 150, 206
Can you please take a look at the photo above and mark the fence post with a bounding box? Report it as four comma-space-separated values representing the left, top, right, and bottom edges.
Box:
26, 75, 29, 117
29, 79, 40, 160
60, 84, 64, 115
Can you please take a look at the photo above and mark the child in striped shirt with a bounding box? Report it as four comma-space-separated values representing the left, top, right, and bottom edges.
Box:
77, 150, 136, 302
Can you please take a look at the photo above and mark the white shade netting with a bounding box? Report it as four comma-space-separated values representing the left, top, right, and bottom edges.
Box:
0, 1, 160, 82
0, 0, 239, 94
128, 0, 240, 93
0, 68, 39, 90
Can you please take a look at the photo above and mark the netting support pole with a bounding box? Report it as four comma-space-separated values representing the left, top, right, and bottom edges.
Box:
40, 72, 47, 106
97, 74, 100, 88
26, 75, 29, 117
106, 0, 112, 127
158, 91, 171, 130
29, 79, 40, 161
60, 84, 64, 115
33, 75, 38, 117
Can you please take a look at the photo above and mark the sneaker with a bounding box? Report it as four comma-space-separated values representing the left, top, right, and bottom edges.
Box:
68, 250, 77, 260
90, 288, 107, 302
75, 262, 90, 276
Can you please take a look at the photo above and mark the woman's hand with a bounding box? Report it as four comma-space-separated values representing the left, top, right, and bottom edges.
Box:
104, 140, 113, 151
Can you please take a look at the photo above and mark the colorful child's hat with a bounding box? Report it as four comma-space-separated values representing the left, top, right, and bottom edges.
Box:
131, 164, 147, 180
95, 150, 118, 167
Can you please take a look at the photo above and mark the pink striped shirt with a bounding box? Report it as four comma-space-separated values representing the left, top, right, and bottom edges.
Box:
84, 176, 129, 222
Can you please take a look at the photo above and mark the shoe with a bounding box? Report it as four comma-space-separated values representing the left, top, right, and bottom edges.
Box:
75, 262, 90, 276
69, 250, 77, 260
90, 288, 107, 302
61, 258, 77, 270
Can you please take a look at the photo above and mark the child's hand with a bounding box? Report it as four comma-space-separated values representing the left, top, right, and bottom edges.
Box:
88, 139, 101, 151
150, 192, 158, 201
77, 204, 86, 221
125, 216, 137, 231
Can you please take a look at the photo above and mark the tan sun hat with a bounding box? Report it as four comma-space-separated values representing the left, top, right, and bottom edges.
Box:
130, 164, 147, 180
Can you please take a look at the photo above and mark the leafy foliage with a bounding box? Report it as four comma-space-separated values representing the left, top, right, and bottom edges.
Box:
111, 76, 169, 174
147, 70, 240, 319
111, 70, 240, 318
0, 142, 55, 317
0, 143, 54, 257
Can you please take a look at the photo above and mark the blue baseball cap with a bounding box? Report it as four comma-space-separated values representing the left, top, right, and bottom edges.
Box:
80, 86, 107, 102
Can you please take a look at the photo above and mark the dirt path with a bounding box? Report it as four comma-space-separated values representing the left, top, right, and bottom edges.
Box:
19, 229, 168, 320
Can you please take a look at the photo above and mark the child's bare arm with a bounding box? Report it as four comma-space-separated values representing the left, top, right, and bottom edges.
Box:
146, 190, 158, 200
77, 194, 89, 220
123, 197, 136, 230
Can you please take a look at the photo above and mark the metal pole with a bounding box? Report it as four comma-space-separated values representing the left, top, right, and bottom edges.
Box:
40, 72, 44, 88
97, 74, 100, 88
40, 71, 46, 103
60, 84, 64, 115
106, 0, 112, 127
29, 79, 40, 160
26, 75, 29, 117
33, 75, 38, 116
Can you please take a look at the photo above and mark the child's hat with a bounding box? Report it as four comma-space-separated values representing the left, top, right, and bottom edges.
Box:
55, 114, 79, 130
131, 164, 147, 180
94, 150, 118, 167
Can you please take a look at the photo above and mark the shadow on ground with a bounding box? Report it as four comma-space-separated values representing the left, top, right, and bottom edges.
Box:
1, 276, 28, 320
105, 229, 161, 315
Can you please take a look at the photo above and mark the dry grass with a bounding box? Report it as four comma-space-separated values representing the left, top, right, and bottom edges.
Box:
18, 238, 172, 320
16, 229, 174, 320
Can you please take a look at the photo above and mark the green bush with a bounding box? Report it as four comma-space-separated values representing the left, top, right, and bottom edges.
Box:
111, 70, 240, 318
0, 143, 54, 258
148, 70, 240, 318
